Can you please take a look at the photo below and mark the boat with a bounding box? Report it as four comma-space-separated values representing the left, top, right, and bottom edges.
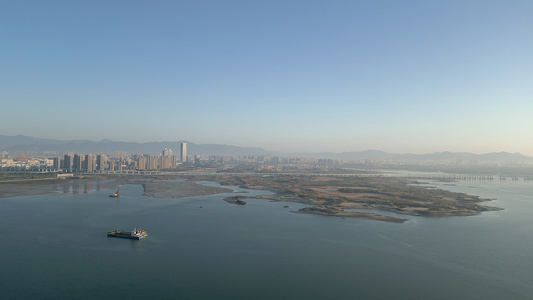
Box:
107, 228, 148, 240
109, 186, 120, 197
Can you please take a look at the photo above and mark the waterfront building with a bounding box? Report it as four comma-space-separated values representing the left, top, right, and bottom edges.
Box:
137, 156, 146, 170
52, 157, 61, 169
163, 148, 173, 157
97, 154, 107, 171
146, 155, 158, 170
72, 154, 83, 170
63, 154, 73, 170
180, 142, 187, 163
85, 154, 96, 170
170, 155, 178, 169
160, 155, 170, 169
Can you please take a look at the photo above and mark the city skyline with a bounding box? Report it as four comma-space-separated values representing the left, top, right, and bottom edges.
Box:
2, 2, 532, 155
4, 134, 533, 165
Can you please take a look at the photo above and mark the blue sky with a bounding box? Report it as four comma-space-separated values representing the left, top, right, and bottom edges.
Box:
1, 1, 532, 154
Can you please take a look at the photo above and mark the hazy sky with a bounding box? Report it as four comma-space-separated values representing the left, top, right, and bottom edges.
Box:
2, 1, 532, 155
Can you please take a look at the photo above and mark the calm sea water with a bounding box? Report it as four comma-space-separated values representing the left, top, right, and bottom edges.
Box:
1, 179, 533, 299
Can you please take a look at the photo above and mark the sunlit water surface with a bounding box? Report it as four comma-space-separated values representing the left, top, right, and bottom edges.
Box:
1, 179, 532, 299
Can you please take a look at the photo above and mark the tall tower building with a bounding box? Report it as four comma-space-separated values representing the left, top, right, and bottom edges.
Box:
170, 155, 178, 169
137, 156, 146, 170
72, 154, 83, 170
85, 154, 96, 170
146, 155, 158, 170
63, 154, 73, 170
97, 154, 107, 171
180, 142, 187, 163
53, 157, 61, 169
159, 155, 170, 169
163, 148, 173, 157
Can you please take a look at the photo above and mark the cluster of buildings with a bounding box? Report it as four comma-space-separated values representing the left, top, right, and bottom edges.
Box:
1, 143, 189, 171
1, 141, 346, 172
364, 159, 382, 167
52, 143, 189, 171
0, 157, 54, 170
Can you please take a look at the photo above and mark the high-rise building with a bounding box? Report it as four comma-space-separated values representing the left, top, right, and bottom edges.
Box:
170, 155, 178, 169
180, 142, 187, 163
72, 154, 83, 170
97, 154, 107, 171
163, 148, 173, 157
85, 154, 96, 170
160, 155, 170, 169
63, 154, 73, 170
146, 155, 158, 170
53, 157, 61, 169
137, 156, 146, 170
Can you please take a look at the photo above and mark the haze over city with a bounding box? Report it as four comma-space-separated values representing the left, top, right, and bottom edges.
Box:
2, 1, 532, 155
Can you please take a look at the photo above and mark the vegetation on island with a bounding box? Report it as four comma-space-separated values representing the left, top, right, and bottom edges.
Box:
215, 175, 497, 222
0, 170, 499, 223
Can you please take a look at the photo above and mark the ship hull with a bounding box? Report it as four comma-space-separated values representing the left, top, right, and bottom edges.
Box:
108, 230, 147, 240
109, 186, 120, 197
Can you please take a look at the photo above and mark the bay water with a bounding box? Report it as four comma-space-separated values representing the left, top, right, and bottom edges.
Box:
1, 179, 532, 299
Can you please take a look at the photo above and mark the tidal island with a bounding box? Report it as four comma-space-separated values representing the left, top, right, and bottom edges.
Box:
213, 175, 499, 223
0, 173, 500, 223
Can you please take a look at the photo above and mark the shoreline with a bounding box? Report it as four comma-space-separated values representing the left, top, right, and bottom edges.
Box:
0, 174, 499, 223
223, 196, 248, 205
293, 205, 408, 223
0, 178, 120, 198
139, 180, 233, 199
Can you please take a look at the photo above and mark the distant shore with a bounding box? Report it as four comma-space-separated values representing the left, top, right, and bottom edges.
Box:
294, 205, 408, 223
139, 180, 233, 198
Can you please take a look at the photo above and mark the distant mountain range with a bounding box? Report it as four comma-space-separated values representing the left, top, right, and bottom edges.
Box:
289, 149, 533, 164
1, 135, 533, 163
0, 135, 269, 157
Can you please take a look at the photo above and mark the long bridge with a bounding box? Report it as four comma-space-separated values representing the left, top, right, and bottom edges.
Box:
3, 169, 533, 181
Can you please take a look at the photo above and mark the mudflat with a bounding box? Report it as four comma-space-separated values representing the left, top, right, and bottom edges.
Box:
140, 180, 233, 198
0, 178, 120, 198
0, 177, 233, 200
215, 174, 500, 222
0, 174, 500, 223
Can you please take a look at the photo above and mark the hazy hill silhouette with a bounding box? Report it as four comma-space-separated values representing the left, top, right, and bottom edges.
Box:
1, 135, 532, 163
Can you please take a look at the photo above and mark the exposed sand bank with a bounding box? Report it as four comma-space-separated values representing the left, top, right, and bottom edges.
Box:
0, 178, 232, 199
0, 174, 499, 223
140, 180, 233, 199
0, 178, 120, 198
